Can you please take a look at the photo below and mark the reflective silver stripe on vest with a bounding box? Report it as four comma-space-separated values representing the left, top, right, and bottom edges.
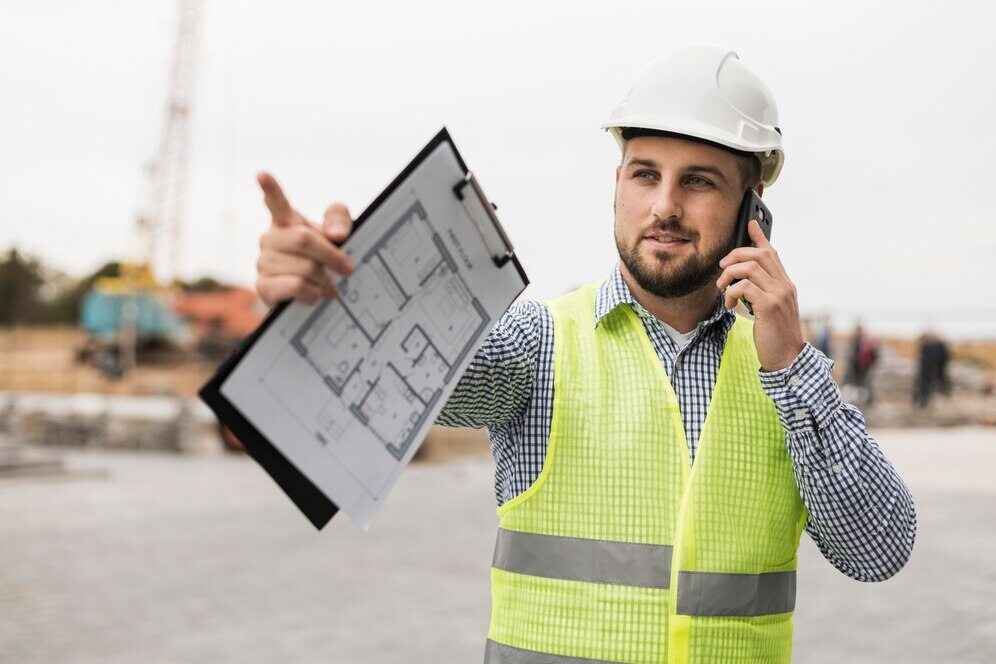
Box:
484, 639, 625, 664
676, 570, 796, 616
492, 528, 673, 589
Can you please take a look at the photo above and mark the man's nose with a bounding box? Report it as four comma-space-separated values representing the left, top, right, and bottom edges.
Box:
649, 179, 683, 222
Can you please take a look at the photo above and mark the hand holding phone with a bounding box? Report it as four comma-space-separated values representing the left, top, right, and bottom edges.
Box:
730, 189, 773, 315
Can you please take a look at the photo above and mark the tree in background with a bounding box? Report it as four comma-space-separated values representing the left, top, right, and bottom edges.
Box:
44, 260, 121, 324
0, 249, 47, 325
179, 276, 223, 292
0, 248, 127, 326
0, 246, 229, 326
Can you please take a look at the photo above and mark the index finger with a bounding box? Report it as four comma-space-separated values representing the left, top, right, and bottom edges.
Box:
257, 171, 298, 227
747, 218, 773, 250
746, 218, 788, 273
719, 243, 784, 279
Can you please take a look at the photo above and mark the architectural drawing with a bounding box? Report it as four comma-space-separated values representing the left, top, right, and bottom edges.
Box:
280, 200, 489, 460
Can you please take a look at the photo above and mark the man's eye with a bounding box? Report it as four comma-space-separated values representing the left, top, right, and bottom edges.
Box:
635, 171, 657, 180
687, 176, 713, 187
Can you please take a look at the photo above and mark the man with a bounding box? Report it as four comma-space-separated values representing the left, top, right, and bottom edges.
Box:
254, 45, 915, 663
914, 330, 950, 408
846, 323, 879, 405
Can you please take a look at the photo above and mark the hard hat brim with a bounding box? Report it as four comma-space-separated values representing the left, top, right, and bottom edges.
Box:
602, 118, 784, 186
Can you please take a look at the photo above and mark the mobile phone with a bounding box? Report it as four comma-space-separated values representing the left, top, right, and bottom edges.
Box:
730, 188, 772, 315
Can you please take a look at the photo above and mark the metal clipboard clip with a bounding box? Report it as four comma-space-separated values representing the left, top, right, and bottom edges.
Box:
452, 171, 515, 268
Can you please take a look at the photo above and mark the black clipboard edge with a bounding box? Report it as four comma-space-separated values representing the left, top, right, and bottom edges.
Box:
198, 297, 337, 529
198, 127, 529, 530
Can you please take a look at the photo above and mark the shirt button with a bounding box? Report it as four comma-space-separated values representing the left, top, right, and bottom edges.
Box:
789, 376, 803, 388
832, 462, 843, 475
794, 409, 807, 421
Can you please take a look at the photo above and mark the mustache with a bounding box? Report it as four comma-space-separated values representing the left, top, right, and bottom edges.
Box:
643, 220, 696, 240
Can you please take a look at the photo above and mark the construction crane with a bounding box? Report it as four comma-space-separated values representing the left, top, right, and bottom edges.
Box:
79, 0, 204, 378
144, 0, 203, 286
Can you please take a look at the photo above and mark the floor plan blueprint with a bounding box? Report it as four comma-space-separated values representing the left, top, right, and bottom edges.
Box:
286, 200, 489, 461
214, 131, 528, 530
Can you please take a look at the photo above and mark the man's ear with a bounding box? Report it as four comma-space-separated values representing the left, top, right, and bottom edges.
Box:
615, 164, 621, 185
754, 181, 765, 197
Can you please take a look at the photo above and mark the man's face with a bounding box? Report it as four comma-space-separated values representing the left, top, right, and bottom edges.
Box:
614, 136, 748, 300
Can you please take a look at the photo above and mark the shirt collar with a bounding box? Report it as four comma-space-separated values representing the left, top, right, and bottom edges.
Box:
594, 263, 736, 336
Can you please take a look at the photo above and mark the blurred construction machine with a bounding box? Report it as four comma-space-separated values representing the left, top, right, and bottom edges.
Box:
78, 0, 203, 379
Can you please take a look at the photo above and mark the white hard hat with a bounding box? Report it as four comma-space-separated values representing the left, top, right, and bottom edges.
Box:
602, 44, 785, 186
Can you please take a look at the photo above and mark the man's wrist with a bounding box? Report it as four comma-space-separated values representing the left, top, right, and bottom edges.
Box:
759, 342, 806, 372
758, 342, 841, 433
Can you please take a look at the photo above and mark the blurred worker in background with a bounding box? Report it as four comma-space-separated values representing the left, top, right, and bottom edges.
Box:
846, 322, 879, 406
914, 330, 950, 408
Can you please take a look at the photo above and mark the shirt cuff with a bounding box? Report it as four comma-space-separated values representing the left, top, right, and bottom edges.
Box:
758, 342, 842, 433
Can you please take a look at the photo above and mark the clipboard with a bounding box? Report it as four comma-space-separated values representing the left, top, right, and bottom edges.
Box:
198, 128, 528, 530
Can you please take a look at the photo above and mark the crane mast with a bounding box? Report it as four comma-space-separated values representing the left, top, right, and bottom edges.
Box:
142, 0, 203, 286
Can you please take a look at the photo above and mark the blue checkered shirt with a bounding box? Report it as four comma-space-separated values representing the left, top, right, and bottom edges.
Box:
435, 264, 916, 582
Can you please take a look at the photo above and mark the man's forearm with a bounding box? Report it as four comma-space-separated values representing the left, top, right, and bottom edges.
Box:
759, 343, 917, 581
433, 299, 547, 430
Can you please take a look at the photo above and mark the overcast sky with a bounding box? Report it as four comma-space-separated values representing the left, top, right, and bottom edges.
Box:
3, 0, 994, 337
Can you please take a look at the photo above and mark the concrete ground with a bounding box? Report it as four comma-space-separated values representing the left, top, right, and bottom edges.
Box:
1, 427, 994, 663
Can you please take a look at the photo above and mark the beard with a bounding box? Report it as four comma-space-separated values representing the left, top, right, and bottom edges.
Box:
616, 219, 737, 300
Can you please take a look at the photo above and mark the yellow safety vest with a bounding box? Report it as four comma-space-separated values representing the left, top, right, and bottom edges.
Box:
486, 283, 808, 663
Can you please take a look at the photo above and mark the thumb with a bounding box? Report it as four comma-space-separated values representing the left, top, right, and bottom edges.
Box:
322, 203, 353, 243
